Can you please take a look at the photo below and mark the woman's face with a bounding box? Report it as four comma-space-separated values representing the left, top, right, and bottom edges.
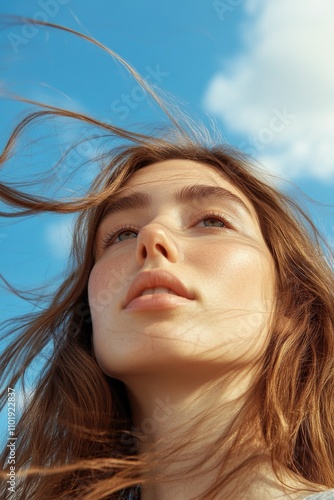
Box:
89, 160, 275, 379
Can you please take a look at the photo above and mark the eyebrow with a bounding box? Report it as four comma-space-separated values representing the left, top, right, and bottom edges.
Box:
99, 184, 253, 225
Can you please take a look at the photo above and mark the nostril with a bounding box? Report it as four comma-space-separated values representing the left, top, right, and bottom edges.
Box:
156, 243, 168, 257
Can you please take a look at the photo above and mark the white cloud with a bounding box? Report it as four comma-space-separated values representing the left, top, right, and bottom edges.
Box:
204, 0, 334, 182
45, 218, 74, 259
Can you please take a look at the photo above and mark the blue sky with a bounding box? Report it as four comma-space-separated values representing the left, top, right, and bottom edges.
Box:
0, 0, 333, 423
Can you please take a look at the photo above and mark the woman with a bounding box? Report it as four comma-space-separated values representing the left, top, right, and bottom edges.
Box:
1, 19, 334, 500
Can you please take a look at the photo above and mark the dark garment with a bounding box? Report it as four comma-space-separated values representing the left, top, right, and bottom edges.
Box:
120, 485, 141, 499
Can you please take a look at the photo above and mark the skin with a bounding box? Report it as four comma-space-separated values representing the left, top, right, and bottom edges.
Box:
88, 160, 308, 499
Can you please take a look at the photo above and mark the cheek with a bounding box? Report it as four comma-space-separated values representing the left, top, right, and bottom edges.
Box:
87, 257, 132, 321
189, 238, 275, 330
88, 258, 132, 374
193, 237, 273, 292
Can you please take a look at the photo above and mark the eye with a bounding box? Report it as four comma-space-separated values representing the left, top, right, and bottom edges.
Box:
194, 211, 232, 229
102, 224, 139, 248
198, 216, 225, 228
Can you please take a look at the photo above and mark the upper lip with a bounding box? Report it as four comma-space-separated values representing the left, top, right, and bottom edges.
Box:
123, 269, 195, 308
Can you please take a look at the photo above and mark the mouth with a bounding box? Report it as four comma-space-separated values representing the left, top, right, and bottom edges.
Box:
124, 291, 194, 312
139, 287, 178, 296
123, 270, 196, 311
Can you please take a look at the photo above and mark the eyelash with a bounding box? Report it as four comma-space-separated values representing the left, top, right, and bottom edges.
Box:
101, 211, 233, 249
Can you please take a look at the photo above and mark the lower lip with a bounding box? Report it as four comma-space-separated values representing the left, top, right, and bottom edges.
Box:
124, 293, 193, 311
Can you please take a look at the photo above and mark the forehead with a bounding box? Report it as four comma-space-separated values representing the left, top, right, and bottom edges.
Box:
122, 159, 251, 207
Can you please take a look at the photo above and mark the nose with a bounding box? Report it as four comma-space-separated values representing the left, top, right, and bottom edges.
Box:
135, 223, 179, 264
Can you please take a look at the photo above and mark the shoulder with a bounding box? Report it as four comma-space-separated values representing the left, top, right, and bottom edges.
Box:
303, 491, 334, 500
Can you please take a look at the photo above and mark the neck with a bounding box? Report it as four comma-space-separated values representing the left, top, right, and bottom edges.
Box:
122, 366, 274, 499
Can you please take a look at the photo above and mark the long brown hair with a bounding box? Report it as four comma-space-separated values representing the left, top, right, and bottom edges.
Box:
1, 18, 334, 499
